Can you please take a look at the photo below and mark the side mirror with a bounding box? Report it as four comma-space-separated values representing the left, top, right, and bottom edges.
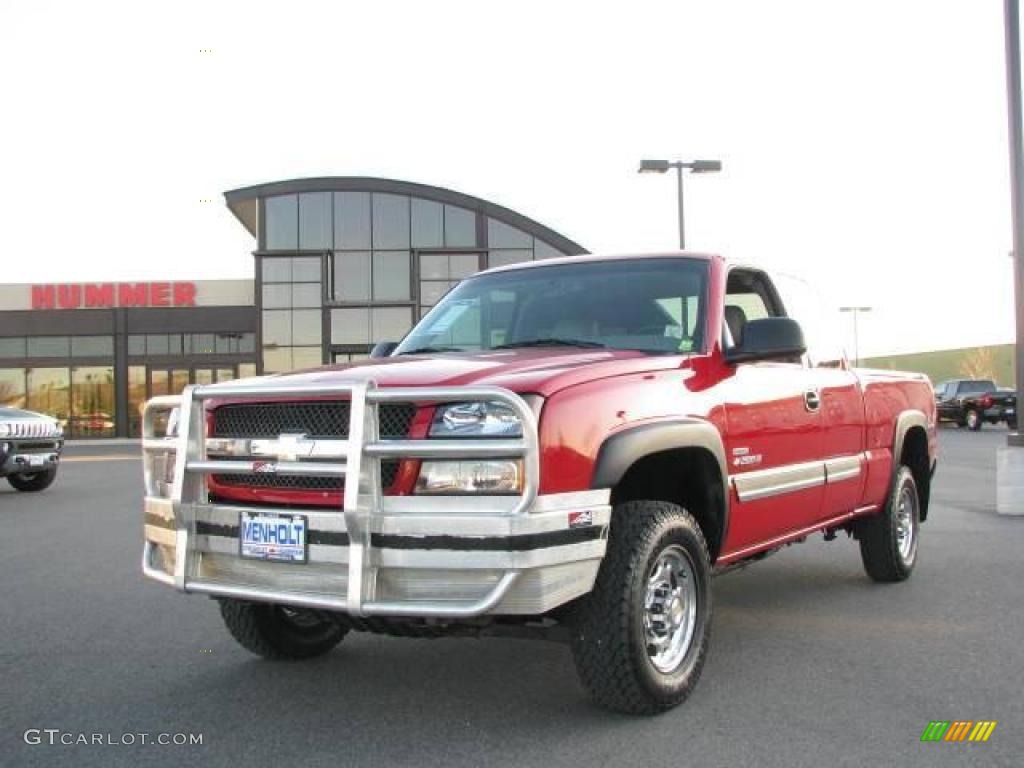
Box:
369, 341, 399, 358
725, 317, 806, 365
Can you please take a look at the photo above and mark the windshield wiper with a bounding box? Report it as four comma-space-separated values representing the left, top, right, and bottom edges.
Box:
492, 338, 606, 350
396, 346, 464, 355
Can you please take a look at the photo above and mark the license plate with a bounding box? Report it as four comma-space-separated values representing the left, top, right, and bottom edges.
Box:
28, 455, 45, 467
239, 513, 308, 563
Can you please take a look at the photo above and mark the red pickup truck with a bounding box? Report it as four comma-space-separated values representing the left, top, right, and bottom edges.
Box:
142, 252, 937, 714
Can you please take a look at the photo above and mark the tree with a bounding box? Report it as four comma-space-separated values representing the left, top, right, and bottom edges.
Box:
959, 346, 997, 380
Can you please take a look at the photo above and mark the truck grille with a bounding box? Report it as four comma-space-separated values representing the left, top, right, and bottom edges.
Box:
214, 460, 402, 491
209, 401, 415, 495
211, 402, 415, 439
13, 441, 59, 451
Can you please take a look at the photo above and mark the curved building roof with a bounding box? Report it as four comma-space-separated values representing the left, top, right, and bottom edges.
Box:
224, 177, 587, 256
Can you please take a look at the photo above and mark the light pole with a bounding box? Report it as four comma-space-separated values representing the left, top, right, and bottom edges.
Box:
638, 158, 722, 249
839, 306, 872, 367
1005, 0, 1024, 448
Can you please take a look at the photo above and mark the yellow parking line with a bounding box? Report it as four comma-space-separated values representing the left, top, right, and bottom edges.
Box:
62, 454, 140, 462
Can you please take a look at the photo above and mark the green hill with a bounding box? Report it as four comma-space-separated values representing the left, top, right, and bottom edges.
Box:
861, 344, 1016, 386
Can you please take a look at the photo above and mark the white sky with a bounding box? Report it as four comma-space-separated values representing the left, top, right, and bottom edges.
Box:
0, 0, 1017, 357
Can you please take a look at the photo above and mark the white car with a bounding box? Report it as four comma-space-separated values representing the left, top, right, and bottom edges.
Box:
0, 407, 64, 491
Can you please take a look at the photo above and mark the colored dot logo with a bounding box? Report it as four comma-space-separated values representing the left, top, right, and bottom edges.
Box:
199, 49, 213, 53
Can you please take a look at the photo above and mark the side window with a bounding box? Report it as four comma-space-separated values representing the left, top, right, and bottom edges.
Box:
724, 269, 783, 348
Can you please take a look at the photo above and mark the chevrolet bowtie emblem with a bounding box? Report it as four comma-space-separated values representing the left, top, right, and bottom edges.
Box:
250, 433, 315, 462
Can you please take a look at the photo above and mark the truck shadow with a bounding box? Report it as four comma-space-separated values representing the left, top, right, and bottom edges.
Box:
152, 557, 895, 757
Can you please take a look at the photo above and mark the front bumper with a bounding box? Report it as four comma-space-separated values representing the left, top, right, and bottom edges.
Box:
142, 490, 610, 616
141, 381, 610, 618
1, 439, 61, 476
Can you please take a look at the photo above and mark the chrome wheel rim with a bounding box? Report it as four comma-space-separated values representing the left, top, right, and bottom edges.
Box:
643, 545, 698, 674
895, 486, 917, 562
967, 410, 979, 429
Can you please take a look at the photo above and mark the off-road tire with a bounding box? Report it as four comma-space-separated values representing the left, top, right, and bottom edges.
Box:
570, 500, 712, 715
966, 409, 983, 431
218, 600, 347, 660
858, 466, 920, 582
7, 468, 57, 492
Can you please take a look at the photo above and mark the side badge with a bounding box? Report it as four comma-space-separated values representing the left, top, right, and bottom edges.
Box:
731, 447, 763, 467
568, 510, 593, 529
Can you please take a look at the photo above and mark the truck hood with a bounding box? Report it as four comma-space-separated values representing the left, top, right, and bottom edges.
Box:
241, 348, 684, 397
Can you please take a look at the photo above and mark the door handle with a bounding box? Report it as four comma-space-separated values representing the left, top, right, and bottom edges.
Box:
804, 390, 821, 412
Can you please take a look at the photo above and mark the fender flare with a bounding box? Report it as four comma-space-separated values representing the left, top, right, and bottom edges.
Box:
892, 409, 929, 468
590, 418, 730, 548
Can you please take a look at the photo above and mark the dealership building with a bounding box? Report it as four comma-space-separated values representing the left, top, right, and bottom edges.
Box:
0, 177, 585, 437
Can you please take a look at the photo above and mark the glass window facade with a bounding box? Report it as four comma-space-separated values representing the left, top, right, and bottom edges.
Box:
28, 337, 71, 357
488, 217, 532, 248
260, 255, 324, 374
0, 338, 27, 358
2, 323, 255, 437
334, 252, 371, 301
411, 199, 443, 247
299, 192, 331, 250
265, 195, 298, 250
27, 368, 70, 428
372, 194, 410, 249
70, 366, 115, 437
128, 365, 146, 437
257, 185, 578, 371
334, 192, 371, 249
329, 307, 413, 346
127, 333, 255, 356
444, 205, 476, 247
417, 252, 482, 316
0, 368, 26, 408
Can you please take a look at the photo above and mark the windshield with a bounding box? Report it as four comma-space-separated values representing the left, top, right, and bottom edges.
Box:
395, 257, 708, 356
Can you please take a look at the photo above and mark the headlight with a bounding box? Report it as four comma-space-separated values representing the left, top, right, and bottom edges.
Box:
430, 401, 527, 438
0, 424, 10, 438
415, 460, 523, 494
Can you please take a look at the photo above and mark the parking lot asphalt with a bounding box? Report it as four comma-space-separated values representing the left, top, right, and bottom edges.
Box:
1, 426, 1021, 768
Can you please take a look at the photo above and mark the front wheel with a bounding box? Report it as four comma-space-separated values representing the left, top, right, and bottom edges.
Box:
570, 500, 712, 715
7, 468, 57, 492
218, 600, 347, 660
858, 466, 920, 582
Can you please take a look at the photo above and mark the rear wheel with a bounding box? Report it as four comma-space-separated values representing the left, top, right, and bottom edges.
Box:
858, 466, 920, 582
7, 468, 57, 492
570, 500, 712, 714
218, 600, 347, 660
966, 409, 983, 431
